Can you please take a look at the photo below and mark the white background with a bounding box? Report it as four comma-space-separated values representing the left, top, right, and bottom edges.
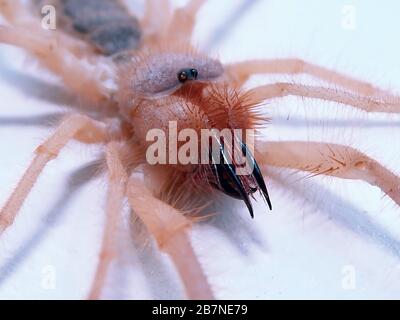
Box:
0, 0, 400, 299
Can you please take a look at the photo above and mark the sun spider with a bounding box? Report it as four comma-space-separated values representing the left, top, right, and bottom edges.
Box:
0, 0, 400, 299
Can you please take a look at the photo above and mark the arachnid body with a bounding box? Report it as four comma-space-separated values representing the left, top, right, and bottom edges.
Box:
0, 0, 400, 299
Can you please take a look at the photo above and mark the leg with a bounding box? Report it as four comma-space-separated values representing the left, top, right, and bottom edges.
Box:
227, 59, 400, 103
0, 0, 93, 57
0, 114, 108, 234
0, 25, 110, 105
257, 141, 400, 206
0, 0, 23, 22
165, 0, 206, 42
141, 0, 205, 44
127, 177, 214, 300
88, 142, 130, 300
141, 0, 172, 35
252, 82, 400, 113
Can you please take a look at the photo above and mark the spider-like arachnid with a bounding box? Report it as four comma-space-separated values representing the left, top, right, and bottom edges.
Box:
0, 0, 400, 299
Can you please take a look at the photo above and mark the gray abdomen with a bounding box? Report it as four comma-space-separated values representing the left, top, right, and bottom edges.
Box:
59, 0, 141, 56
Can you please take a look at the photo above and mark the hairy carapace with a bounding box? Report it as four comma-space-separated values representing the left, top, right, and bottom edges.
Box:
117, 47, 272, 217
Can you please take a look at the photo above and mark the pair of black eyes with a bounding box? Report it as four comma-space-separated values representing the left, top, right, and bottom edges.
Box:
177, 68, 198, 83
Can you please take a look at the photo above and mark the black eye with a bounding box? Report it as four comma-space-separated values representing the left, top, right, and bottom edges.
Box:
177, 68, 198, 83
178, 70, 188, 83
190, 68, 198, 79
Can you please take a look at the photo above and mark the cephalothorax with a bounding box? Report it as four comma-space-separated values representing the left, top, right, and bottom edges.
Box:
0, 0, 400, 299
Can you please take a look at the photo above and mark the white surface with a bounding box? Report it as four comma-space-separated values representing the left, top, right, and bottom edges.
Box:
1, 0, 400, 299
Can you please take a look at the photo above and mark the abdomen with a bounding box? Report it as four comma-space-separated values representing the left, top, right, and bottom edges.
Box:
41, 0, 142, 56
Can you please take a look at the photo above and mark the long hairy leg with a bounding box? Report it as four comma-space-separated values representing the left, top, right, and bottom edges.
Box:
0, 114, 108, 234
88, 142, 132, 300
0, 0, 23, 22
165, 0, 206, 42
0, 0, 93, 57
141, 0, 205, 44
141, 0, 172, 35
251, 82, 400, 113
227, 59, 400, 105
257, 141, 400, 206
0, 25, 112, 105
127, 177, 214, 300
1, 1, 115, 107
